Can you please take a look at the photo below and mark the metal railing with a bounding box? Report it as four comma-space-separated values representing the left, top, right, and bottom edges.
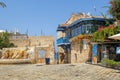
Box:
57, 37, 70, 45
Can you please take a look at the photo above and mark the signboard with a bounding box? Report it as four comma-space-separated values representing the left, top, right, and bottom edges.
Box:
116, 47, 120, 54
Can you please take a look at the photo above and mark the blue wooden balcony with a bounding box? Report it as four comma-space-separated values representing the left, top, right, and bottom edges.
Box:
57, 37, 70, 45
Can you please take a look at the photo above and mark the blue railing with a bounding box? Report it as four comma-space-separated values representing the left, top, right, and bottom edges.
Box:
57, 37, 70, 45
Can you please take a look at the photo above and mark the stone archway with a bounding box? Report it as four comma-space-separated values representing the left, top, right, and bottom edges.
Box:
59, 53, 65, 64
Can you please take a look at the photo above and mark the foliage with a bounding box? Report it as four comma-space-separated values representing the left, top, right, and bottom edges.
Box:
91, 25, 120, 42
0, 32, 15, 49
109, 0, 120, 20
70, 34, 92, 41
102, 58, 120, 68
113, 25, 120, 34
101, 13, 112, 26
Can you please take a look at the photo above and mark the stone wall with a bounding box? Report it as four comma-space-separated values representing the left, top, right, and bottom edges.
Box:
70, 39, 92, 63
28, 36, 54, 47
8, 36, 55, 64
10, 39, 29, 47
9, 36, 54, 47
35, 46, 54, 64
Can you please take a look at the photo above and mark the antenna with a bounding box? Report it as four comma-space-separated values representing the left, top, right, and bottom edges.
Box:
92, 0, 97, 12
94, 5, 96, 12
42, 29, 45, 36
87, 12, 91, 16
26, 29, 28, 38
41, 29, 43, 36
14, 27, 17, 34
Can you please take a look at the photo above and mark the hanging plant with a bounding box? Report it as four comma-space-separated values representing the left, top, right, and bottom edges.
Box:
114, 26, 120, 34
108, 28, 114, 36
91, 25, 120, 42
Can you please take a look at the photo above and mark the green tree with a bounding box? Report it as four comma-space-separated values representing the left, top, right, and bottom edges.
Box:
109, 0, 120, 20
0, 32, 15, 49
0, 2, 9, 49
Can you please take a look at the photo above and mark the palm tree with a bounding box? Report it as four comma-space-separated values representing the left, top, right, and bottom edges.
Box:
0, 2, 6, 8
109, 0, 120, 20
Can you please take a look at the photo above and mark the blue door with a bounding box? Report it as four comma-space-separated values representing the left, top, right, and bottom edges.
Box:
92, 44, 98, 57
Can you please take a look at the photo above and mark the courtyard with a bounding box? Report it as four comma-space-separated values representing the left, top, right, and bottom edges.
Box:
0, 63, 120, 80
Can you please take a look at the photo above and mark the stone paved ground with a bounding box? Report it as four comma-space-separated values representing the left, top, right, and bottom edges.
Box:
0, 63, 120, 80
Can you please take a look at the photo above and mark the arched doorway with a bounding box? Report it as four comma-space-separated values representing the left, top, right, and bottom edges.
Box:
59, 53, 65, 64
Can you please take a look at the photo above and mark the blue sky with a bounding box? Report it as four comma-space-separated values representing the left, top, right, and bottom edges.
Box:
0, 0, 110, 36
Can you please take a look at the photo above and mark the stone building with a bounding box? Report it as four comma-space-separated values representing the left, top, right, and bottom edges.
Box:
57, 12, 91, 64
9, 32, 29, 47
57, 12, 114, 64
8, 32, 55, 64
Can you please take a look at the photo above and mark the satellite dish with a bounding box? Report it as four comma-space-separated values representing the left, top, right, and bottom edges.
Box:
87, 12, 91, 16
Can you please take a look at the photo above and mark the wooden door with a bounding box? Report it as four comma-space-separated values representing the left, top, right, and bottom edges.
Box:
37, 50, 46, 63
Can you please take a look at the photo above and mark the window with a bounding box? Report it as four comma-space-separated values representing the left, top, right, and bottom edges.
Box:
72, 29, 74, 37
80, 26, 82, 34
83, 40, 87, 49
76, 27, 79, 35
116, 47, 120, 54
86, 25, 91, 34
78, 26, 81, 34
66, 31, 70, 38
82, 25, 86, 34
75, 28, 78, 36
75, 28, 77, 35
71, 28, 77, 37
85, 26, 88, 34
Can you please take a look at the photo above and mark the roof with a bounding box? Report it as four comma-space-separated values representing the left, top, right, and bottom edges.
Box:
57, 26, 67, 31
57, 12, 115, 31
68, 18, 113, 28
9, 32, 27, 36
108, 33, 120, 40
59, 12, 91, 27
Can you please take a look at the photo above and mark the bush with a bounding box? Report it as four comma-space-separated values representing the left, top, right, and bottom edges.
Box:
101, 58, 120, 68
101, 58, 109, 66
106, 59, 116, 68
